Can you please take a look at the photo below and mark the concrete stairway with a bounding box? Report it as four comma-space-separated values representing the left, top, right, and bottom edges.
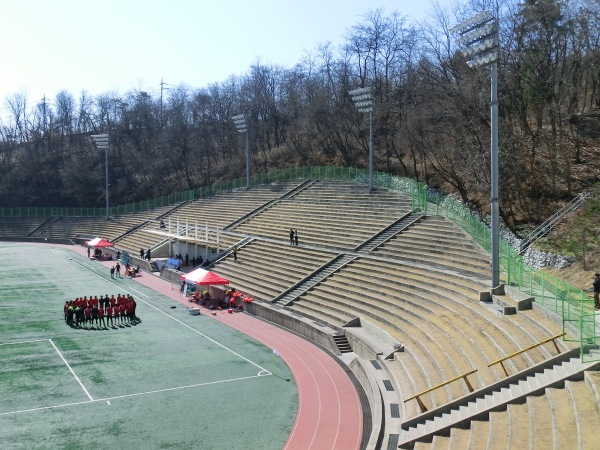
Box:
332, 334, 353, 353
225, 179, 317, 229
355, 212, 423, 253
275, 254, 356, 304
398, 350, 600, 448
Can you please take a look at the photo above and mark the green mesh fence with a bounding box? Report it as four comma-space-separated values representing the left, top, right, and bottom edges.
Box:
437, 195, 598, 361
0, 190, 194, 217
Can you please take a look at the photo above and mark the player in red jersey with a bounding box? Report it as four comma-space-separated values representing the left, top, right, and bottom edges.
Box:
119, 302, 126, 323
84, 305, 92, 328
97, 304, 105, 328
106, 305, 113, 327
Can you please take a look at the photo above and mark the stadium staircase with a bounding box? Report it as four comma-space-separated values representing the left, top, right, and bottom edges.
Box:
273, 254, 356, 305
225, 179, 317, 230
332, 334, 353, 353
29, 216, 61, 236
519, 190, 590, 253
354, 212, 423, 253
397, 348, 600, 448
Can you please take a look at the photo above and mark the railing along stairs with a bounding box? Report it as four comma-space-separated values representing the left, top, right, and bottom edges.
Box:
519, 191, 591, 253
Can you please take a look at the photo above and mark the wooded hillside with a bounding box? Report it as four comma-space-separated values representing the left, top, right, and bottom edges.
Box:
1, 0, 599, 234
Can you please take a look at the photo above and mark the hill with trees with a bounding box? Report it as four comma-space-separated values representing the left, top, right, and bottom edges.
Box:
1, 0, 599, 243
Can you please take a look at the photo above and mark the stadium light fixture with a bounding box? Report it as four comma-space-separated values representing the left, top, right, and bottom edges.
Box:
91, 134, 110, 219
348, 87, 374, 191
232, 114, 250, 188
452, 11, 500, 288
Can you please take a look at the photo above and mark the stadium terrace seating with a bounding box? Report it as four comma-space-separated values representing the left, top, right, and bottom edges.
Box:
232, 181, 414, 249
0, 217, 48, 238
285, 257, 577, 418
371, 215, 491, 277
111, 224, 168, 257
410, 378, 599, 449
164, 182, 304, 229
35, 204, 184, 241
213, 239, 334, 301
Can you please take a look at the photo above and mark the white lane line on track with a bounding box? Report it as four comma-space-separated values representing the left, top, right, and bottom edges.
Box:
48, 339, 94, 401
226, 316, 361, 450
243, 324, 326, 450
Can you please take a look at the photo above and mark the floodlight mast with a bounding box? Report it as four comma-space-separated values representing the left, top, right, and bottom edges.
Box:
91, 134, 110, 219
452, 11, 500, 288
348, 87, 374, 191
231, 115, 250, 188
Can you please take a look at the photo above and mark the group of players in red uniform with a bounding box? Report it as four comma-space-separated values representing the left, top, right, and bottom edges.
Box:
64, 294, 138, 328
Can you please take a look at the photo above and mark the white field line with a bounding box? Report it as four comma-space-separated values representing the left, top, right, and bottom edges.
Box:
0, 399, 95, 417
0, 373, 266, 417
128, 287, 148, 298
48, 339, 94, 401
95, 373, 267, 402
55, 247, 271, 375
137, 297, 272, 375
0, 339, 49, 346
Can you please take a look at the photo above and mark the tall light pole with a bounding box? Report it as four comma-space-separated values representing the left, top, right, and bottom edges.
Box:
451, 11, 500, 287
232, 114, 250, 188
91, 134, 110, 219
349, 87, 374, 191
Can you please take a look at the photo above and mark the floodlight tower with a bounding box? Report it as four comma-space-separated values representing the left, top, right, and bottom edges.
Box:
451, 11, 500, 287
231, 114, 250, 188
348, 87, 374, 191
91, 134, 110, 219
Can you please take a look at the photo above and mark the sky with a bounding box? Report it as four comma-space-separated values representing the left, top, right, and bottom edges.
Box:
0, 0, 455, 106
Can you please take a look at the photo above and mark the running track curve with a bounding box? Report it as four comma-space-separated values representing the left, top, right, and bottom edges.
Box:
66, 245, 364, 450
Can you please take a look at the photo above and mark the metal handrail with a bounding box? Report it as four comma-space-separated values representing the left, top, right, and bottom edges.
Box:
404, 369, 478, 413
488, 333, 564, 377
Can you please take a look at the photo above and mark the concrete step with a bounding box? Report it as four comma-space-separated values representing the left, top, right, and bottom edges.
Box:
527, 392, 553, 449
467, 419, 489, 450
488, 408, 509, 449
398, 353, 594, 448
566, 380, 600, 449
507, 402, 530, 448
546, 386, 578, 449
449, 427, 470, 449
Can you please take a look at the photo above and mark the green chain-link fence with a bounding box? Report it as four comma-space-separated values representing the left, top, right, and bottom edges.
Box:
0, 190, 194, 218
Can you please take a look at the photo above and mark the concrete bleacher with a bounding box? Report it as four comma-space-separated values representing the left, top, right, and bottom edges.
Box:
0, 217, 48, 238
370, 215, 491, 277
286, 256, 577, 417
164, 182, 303, 229
233, 181, 414, 249
410, 377, 599, 449
211, 239, 334, 302
36, 204, 184, 242
2, 178, 599, 449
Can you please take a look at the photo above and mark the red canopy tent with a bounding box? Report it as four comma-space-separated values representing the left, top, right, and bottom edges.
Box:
181, 268, 229, 285
86, 237, 114, 248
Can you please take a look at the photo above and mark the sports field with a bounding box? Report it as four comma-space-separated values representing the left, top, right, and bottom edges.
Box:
0, 243, 297, 450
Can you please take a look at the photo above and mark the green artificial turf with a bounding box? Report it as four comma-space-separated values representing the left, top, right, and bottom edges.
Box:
0, 243, 297, 450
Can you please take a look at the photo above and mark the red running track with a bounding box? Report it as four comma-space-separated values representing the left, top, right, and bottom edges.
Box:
69, 246, 364, 450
